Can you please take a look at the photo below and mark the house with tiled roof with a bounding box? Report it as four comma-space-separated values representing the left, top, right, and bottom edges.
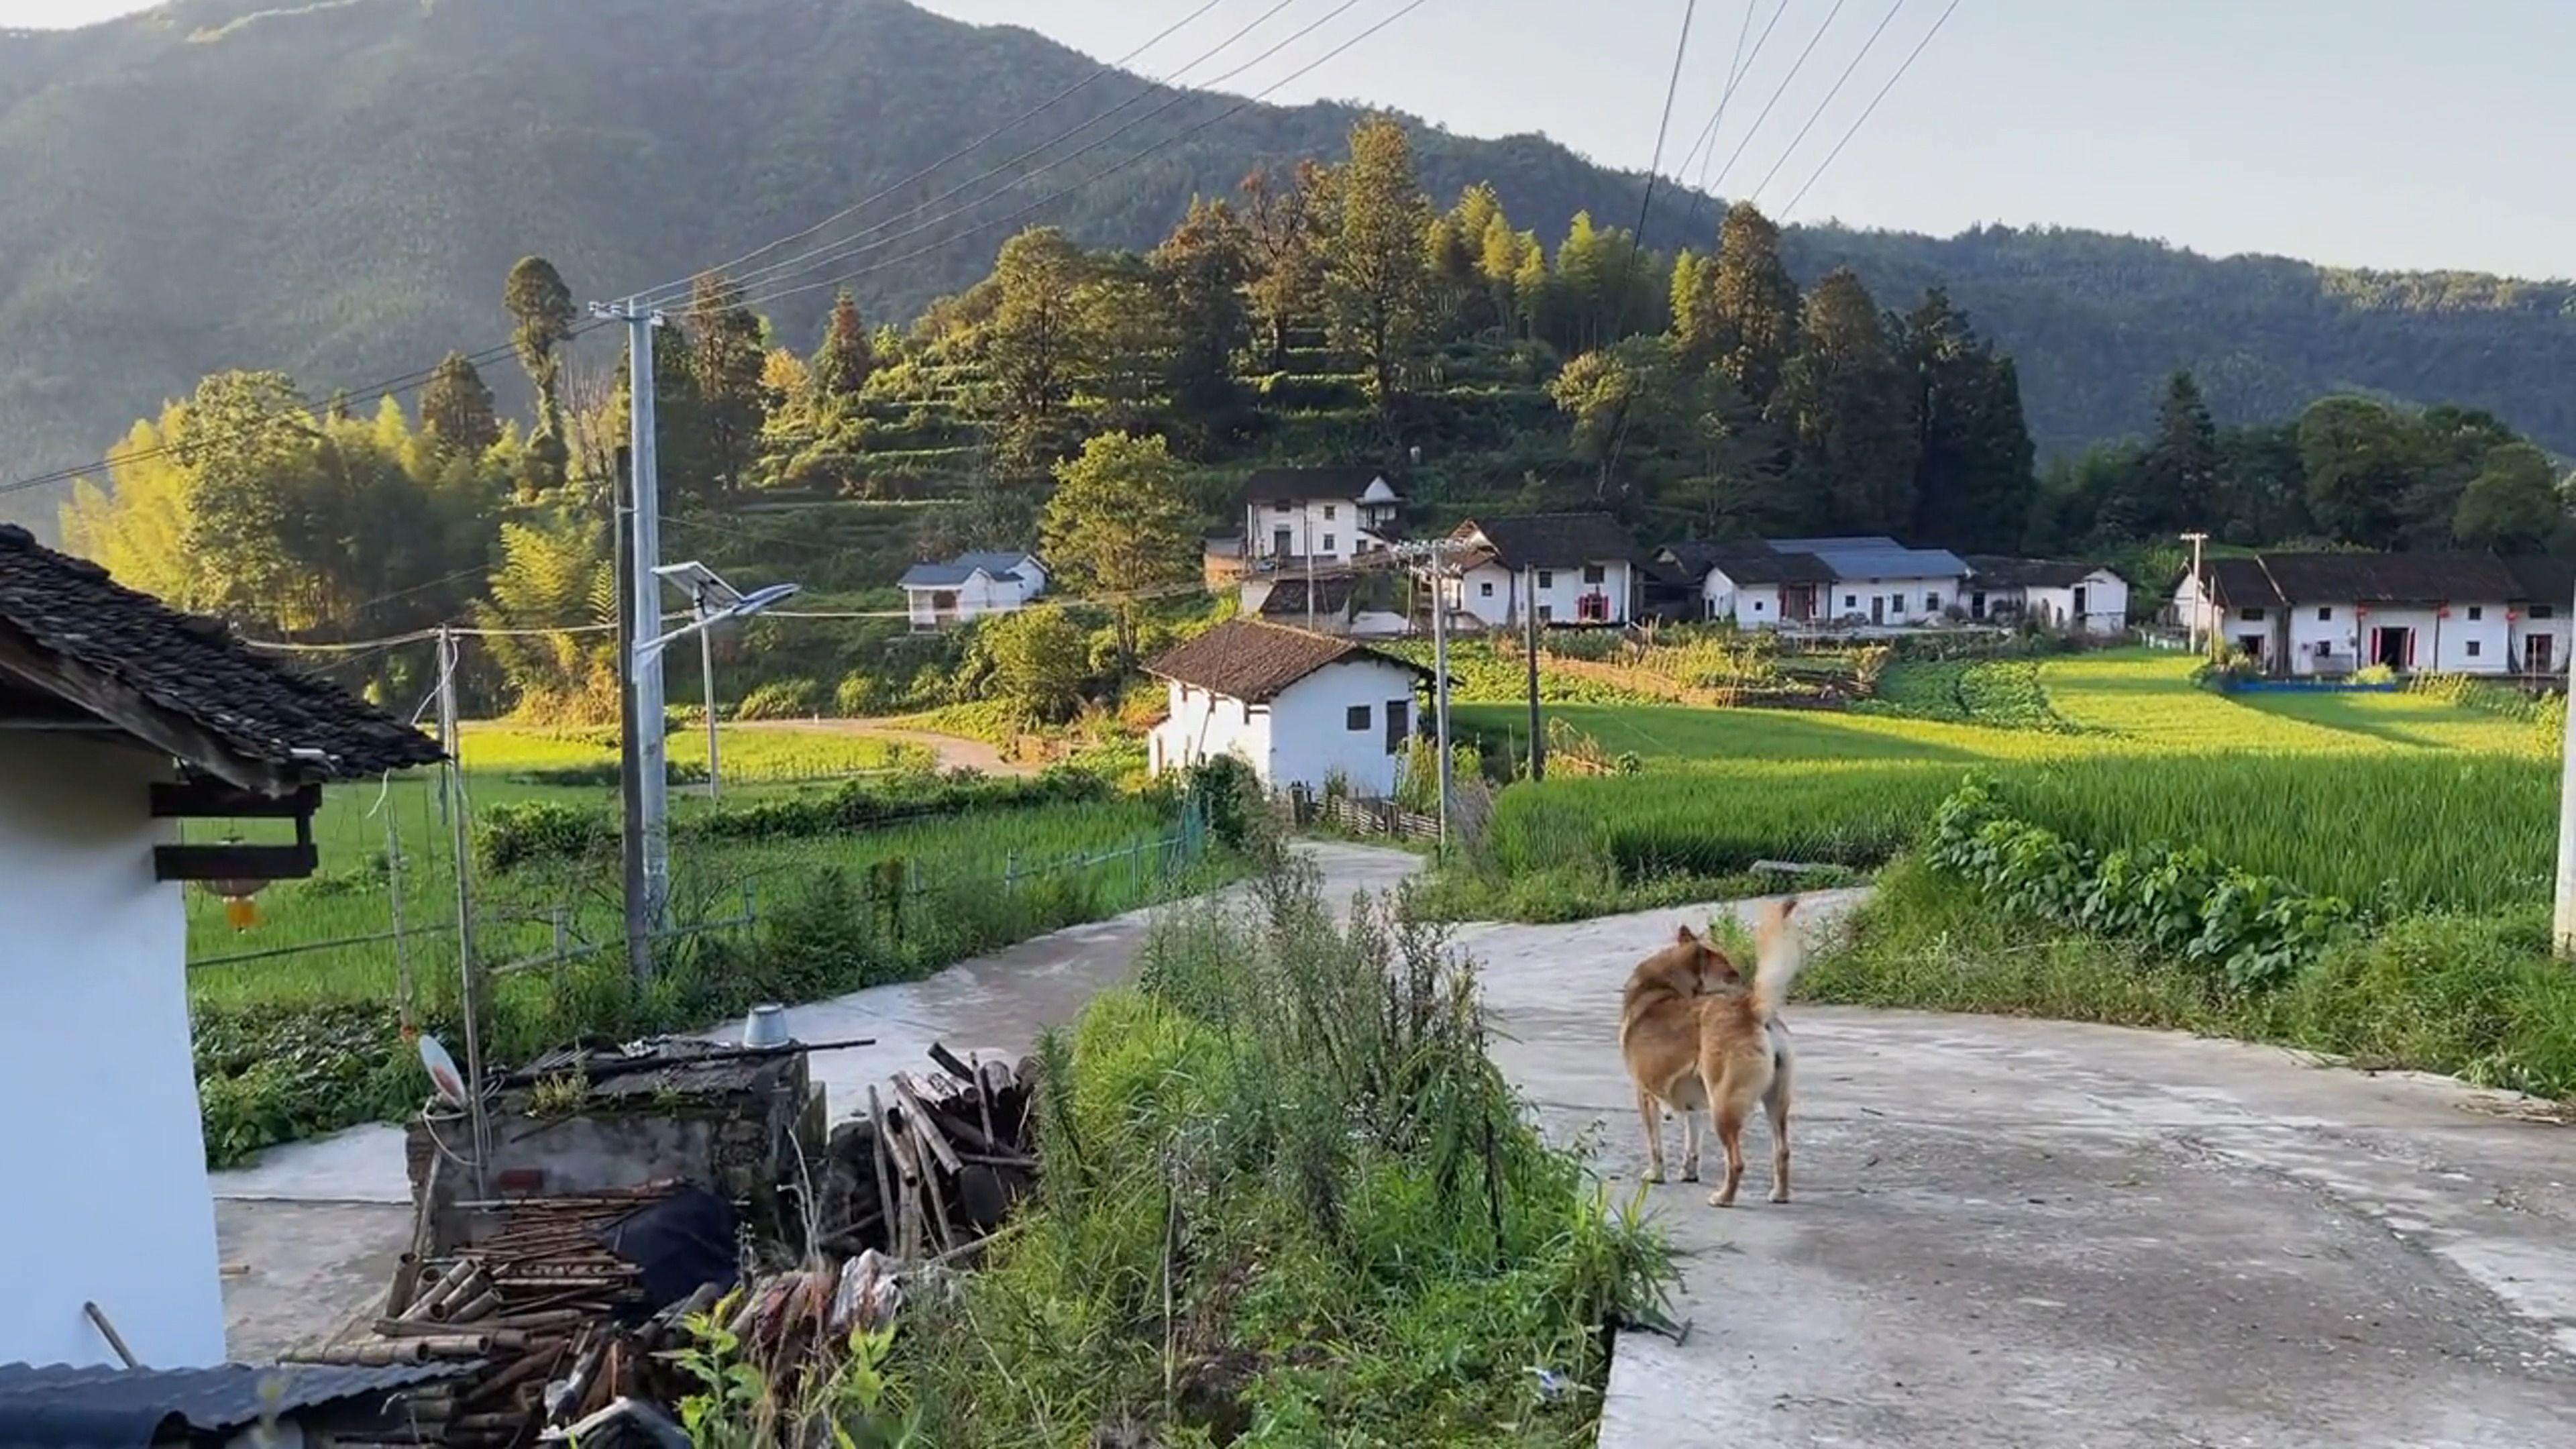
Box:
0, 521, 441, 1368
1444, 513, 1644, 629
1143, 619, 1430, 795
1962, 556, 2131, 636
896, 549, 1047, 631
1657, 535, 1972, 629
2171, 549, 2573, 676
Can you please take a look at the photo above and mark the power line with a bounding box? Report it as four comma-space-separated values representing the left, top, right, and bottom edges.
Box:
712, 0, 1385, 313
1705, 0, 1852, 197
1605, 0, 1700, 339
1778, 0, 1963, 219
635, 0, 1235, 303
1675, 0, 1788, 192
722, 0, 1437, 315
1748, 0, 1911, 206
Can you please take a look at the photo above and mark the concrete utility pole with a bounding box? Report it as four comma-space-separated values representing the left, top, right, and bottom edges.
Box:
2555, 576, 2576, 959
436, 625, 490, 1192
612, 447, 650, 987
594, 300, 671, 923
2181, 531, 2210, 656
1430, 546, 1454, 848
1523, 564, 1544, 781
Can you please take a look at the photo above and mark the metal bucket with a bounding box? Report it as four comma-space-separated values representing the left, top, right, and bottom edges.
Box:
743, 1003, 790, 1049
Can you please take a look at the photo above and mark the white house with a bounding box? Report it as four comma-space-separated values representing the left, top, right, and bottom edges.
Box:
1655, 535, 1967, 630
1144, 619, 1431, 797
2173, 549, 2567, 677
1656, 540, 1836, 627
1963, 556, 2131, 637
898, 550, 1048, 631
1444, 513, 1643, 630
1232, 466, 1407, 574
0, 522, 442, 1368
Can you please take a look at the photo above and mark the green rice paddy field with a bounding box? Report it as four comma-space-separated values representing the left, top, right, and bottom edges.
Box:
1457, 651, 2559, 914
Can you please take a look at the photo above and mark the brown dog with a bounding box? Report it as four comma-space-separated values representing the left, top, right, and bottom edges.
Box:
1617, 898, 1803, 1207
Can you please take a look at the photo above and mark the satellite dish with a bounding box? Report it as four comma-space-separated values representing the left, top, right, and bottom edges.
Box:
417, 1034, 467, 1108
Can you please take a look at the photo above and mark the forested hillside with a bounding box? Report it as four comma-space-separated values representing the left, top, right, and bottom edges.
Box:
7, 0, 2576, 529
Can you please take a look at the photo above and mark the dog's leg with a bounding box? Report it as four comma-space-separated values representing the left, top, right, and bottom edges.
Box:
1764, 1060, 1793, 1204
1707, 1099, 1748, 1208
1635, 1086, 1666, 1184
1679, 1103, 1701, 1183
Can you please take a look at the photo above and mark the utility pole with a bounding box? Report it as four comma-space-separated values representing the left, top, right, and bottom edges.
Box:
436, 625, 490, 1193
593, 299, 671, 926
2181, 531, 2210, 656
1523, 564, 1544, 781
1430, 542, 1454, 847
613, 447, 650, 987
2556, 576, 2576, 959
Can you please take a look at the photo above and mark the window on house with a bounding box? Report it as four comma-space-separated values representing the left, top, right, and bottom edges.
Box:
1753, 600, 1766, 612
1345, 704, 1371, 731
2316, 607, 2332, 621
1582, 564, 1606, 585
2466, 639, 2484, 658
1925, 593, 1941, 612
1480, 580, 1494, 597
1845, 595, 1859, 609
1537, 570, 1555, 589
1324, 504, 1337, 519
1322, 533, 1336, 552
2536, 604, 2559, 620
2239, 607, 2264, 622
2468, 606, 2484, 621
1537, 604, 1554, 623
1385, 699, 1409, 753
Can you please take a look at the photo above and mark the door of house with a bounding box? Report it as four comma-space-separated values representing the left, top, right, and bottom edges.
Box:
2528, 634, 2555, 675
2072, 585, 2090, 619
1870, 595, 1886, 625
2370, 627, 2413, 672
2235, 632, 2266, 663
1272, 527, 1293, 560
1385, 698, 1411, 753
1970, 591, 1986, 620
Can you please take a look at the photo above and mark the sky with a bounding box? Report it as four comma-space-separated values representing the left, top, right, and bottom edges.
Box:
9, 0, 2573, 278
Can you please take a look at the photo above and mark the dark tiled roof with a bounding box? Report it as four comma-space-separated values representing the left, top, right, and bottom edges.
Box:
1256, 576, 1358, 619
0, 525, 445, 789
1716, 549, 1835, 586
2255, 550, 2522, 604
1966, 555, 2120, 589
0, 1360, 468, 1448
2200, 557, 2283, 607
1454, 513, 1642, 570
1145, 619, 1426, 702
2503, 555, 2576, 604
1235, 466, 1391, 508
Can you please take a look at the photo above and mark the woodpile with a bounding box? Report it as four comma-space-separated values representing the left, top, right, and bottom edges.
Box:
815, 1042, 1041, 1265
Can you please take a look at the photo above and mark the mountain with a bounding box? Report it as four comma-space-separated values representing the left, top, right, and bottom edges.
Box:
8, 0, 2576, 528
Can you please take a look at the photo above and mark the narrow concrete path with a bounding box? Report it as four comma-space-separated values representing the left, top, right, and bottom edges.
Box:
737, 717, 1036, 775
1462, 898, 2576, 1448
211, 843, 1418, 1352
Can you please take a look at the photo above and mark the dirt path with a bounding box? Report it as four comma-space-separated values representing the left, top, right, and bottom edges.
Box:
734, 716, 1035, 775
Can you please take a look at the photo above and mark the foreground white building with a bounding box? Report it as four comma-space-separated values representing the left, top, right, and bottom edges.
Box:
0, 521, 441, 1367
897, 550, 1048, 631
2172, 550, 2572, 676
1144, 619, 1430, 796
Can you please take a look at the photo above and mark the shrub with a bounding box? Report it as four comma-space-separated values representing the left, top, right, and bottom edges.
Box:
476, 800, 616, 873
833, 670, 884, 718
737, 677, 820, 720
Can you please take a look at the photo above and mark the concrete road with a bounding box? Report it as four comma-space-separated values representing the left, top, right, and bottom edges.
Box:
1460, 897, 2576, 1448
211, 843, 1420, 1352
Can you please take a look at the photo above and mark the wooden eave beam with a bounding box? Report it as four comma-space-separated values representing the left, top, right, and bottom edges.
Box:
0, 623, 300, 796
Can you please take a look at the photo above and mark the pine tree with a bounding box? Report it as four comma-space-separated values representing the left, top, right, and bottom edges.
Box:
685, 271, 767, 502
1896, 289, 2037, 553
812, 288, 877, 398
421, 352, 502, 460
504, 256, 578, 491
2135, 370, 2220, 534
1707, 202, 1802, 411
982, 226, 1097, 472
1151, 197, 1254, 439
1776, 269, 1917, 533
1324, 115, 1435, 429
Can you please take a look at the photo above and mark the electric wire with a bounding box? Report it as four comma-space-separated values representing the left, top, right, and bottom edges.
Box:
1747, 0, 1910, 205
1778, 0, 1963, 219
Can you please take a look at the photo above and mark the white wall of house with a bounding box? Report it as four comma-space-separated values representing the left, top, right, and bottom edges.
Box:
2171, 577, 2218, 637
1148, 659, 1419, 796
904, 566, 1042, 629
1243, 498, 1373, 565
1703, 571, 1787, 627
1819, 575, 1960, 627
2021, 572, 2130, 637
2286, 602, 2359, 675
2512, 606, 2571, 674
1450, 561, 1633, 629
2221, 604, 2276, 664
0, 735, 225, 1369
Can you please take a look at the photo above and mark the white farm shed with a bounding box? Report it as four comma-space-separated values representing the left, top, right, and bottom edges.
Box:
1964, 557, 2131, 637
1144, 619, 1431, 798
898, 550, 1048, 631
0, 522, 443, 1368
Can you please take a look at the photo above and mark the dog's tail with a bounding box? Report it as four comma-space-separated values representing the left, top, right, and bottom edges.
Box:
1751, 896, 1804, 1022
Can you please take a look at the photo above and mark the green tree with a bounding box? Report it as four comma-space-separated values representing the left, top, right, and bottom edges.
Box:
504, 256, 578, 491
1042, 431, 1198, 662
1239, 160, 1332, 372
978, 606, 1090, 724
1323, 115, 1434, 428
981, 227, 1096, 472
1705, 202, 1802, 411
1776, 269, 1917, 533
2452, 442, 2565, 553
420, 352, 502, 460
2299, 396, 2418, 547
2100, 370, 2220, 538
474, 514, 616, 721
2210, 423, 2312, 544
812, 288, 877, 398
1896, 289, 2036, 554
1151, 197, 1253, 439
685, 271, 769, 502
1550, 335, 1678, 498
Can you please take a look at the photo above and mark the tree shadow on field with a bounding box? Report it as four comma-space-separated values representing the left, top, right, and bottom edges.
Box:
2229, 695, 2447, 751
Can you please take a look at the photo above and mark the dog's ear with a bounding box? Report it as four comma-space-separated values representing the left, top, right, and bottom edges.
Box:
1778, 896, 1799, 920
1674, 924, 1699, 945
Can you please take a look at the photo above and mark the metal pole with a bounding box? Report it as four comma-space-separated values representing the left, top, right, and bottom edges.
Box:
2555, 576, 2576, 959
1431, 544, 1454, 845
386, 810, 412, 1036
612, 301, 672, 920
614, 447, 650, 987
437, 627, 490, 1195
1524, 564, 1544, 781
697, 587, 721, 800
